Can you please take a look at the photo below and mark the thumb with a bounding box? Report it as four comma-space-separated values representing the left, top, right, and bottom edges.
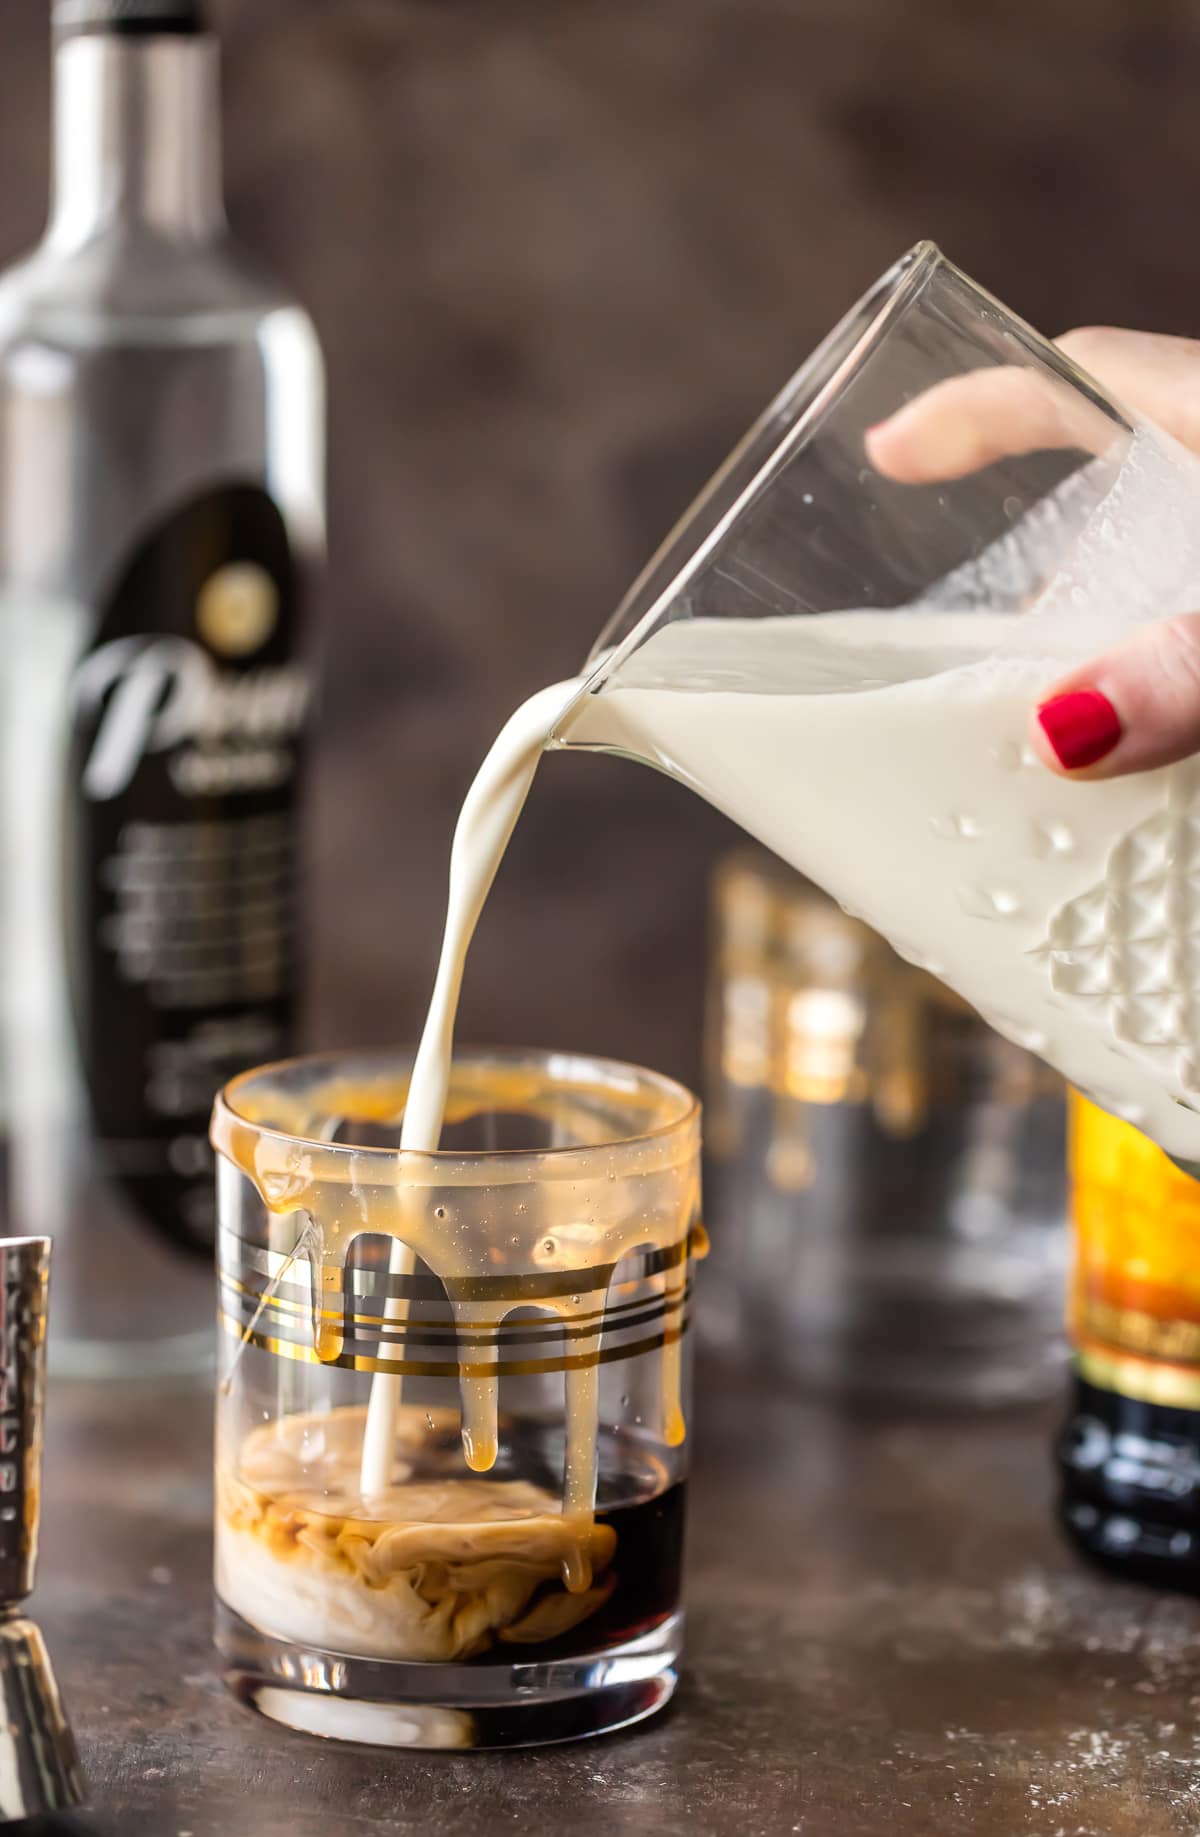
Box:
1031, 613, 1200, 778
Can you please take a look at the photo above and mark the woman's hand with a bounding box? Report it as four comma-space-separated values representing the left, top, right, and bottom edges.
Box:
866, 328, 1200, 780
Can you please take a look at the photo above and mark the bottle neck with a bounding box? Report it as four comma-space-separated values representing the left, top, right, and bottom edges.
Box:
48, 31, 225, 250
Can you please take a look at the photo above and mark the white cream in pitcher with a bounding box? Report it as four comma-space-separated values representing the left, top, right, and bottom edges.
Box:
573, 608, 1200, 1162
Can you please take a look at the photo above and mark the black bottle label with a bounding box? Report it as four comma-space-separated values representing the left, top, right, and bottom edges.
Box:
66, 482, 310, 1258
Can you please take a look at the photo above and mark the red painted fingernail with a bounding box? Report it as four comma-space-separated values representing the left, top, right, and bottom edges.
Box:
1036, 689, 1122, 770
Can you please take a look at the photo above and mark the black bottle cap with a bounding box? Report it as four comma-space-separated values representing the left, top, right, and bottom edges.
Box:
53, 0, 207, 35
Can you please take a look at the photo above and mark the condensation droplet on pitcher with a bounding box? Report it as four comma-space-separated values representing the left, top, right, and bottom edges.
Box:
930, 810, 983, 841
1033, 820, 1075, 858
957, 884, 1024, 920
992, 738, 1038, 774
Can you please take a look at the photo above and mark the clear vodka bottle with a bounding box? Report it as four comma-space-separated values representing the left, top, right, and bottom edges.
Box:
0, 0, 325, 1373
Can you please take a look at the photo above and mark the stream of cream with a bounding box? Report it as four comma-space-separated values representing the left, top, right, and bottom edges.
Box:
358, 679, 587, 1498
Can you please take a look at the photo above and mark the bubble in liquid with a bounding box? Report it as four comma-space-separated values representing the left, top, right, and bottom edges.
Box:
434, 1205, 446, 1220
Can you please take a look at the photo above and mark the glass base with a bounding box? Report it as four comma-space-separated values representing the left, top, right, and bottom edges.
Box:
214, 1600, 682, 1749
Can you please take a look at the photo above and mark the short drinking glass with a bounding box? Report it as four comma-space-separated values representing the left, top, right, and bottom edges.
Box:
211, 1048, 701, 1749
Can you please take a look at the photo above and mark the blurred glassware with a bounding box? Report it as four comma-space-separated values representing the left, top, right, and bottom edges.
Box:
702, 849, 1069, 1405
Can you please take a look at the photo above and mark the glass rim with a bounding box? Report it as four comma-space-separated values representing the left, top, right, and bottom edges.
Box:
568, 239, 944, 709
211, 1044, 701, 1171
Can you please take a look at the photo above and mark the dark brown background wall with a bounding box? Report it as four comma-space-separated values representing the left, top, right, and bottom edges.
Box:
2, 0, 1198, 1086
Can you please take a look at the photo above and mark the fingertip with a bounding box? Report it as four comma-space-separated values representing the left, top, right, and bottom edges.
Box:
863, 418, 899, 475
864, 407, 931, 483
1026, 702, 1110, 779
863, 392, 981, 484
1033, 687, 1123, 775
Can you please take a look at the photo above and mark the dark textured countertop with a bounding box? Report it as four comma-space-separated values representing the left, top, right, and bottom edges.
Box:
34, 1366, 1200, 1837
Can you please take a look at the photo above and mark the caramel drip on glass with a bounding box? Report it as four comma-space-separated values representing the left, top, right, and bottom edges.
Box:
451, 1297, 501, 1475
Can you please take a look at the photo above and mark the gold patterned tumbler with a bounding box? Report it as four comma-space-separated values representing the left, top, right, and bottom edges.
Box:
210, 1048, 701, 1749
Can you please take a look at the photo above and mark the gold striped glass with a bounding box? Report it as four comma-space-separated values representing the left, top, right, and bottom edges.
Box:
210, 1047, 701, 1749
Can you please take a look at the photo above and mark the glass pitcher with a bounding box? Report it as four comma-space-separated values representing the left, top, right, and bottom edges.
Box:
551, 241, 1200, 1169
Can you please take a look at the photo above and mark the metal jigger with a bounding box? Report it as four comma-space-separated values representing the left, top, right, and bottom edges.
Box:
0, 1239, 84, 1823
